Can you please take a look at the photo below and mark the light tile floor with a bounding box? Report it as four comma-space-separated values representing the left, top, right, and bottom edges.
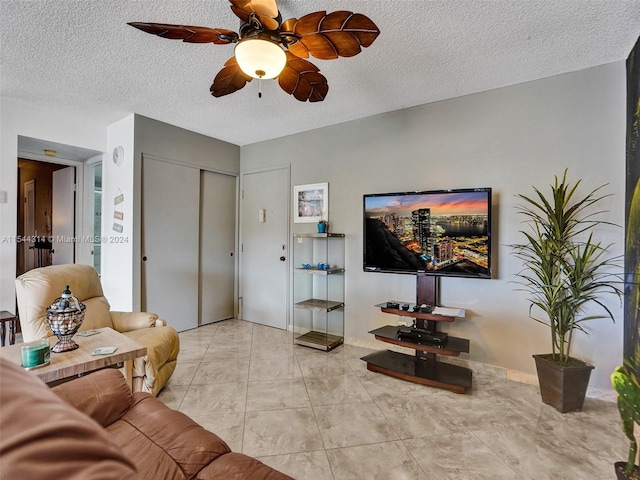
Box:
158, 319, 625, 480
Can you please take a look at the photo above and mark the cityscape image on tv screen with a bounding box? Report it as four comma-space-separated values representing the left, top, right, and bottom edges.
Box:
363, 188, 491, 278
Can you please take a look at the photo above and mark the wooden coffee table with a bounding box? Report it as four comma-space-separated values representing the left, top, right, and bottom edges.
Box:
0, 327, 146, 388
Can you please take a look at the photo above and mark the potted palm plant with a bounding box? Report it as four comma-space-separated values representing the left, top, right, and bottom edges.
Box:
511, 170, 622, 413
612, 365, 640, 480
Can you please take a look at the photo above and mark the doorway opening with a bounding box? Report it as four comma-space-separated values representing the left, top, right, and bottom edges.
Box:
16, 136, 103, 277
16, 158, 70, 274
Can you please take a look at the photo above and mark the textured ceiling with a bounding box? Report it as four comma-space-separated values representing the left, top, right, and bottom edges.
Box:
2, 1, 640, 147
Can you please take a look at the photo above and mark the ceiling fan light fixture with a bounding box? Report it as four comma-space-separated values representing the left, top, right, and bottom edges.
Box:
235, 38, 286, 79
130, 2, 380, 102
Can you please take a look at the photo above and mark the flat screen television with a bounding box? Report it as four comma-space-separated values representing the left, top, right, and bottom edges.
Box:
363, 187, 492, 278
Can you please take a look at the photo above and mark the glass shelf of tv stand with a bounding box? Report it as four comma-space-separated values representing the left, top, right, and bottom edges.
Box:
375, 302, 464, 321
361, 349, 472, 394
368, 325, 469, 356
363, 300, 472, 394
361, 325, 472, 394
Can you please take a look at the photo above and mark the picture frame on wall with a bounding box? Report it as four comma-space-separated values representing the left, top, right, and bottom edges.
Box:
294, 183, 328, 223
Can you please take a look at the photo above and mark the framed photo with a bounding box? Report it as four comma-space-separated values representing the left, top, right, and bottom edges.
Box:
294, 183, 328, 223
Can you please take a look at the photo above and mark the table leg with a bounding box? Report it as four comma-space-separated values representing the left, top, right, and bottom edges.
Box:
8, 320, 15, 345
0, 322, 5, 347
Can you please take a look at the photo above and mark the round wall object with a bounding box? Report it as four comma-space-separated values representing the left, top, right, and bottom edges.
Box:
112, 145, 124, 166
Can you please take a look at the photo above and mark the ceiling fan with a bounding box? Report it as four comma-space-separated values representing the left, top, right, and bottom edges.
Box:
128, 0, 380, 102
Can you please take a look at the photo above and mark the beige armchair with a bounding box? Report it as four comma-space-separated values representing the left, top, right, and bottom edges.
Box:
15, 264, 179, 396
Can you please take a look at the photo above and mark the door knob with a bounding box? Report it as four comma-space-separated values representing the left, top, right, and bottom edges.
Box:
279, 256, 286, 261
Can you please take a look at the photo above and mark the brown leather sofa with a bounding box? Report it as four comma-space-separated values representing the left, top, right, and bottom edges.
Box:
0, 358, 293, 480
15, 263, 180, 396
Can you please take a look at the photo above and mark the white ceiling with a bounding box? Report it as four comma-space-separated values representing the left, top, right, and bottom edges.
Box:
2, 1, 640, 147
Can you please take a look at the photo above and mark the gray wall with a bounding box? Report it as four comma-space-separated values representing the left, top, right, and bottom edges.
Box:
101, 114, 240, 311
241, 62, 626, 394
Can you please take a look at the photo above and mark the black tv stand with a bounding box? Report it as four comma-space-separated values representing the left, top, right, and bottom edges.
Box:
361, 276, 472, 394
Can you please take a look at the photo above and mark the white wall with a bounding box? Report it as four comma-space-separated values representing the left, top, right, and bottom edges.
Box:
241, 62, 626, 394
0, 98, 108, 312
101, 115, 136, 310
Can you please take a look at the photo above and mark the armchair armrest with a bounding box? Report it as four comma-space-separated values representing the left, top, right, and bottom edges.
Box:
110, 311, 165, 332
52, 369, 133, 428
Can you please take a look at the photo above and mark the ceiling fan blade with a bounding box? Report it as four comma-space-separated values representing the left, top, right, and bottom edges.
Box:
229, 0, 281, 31
280, 11, 380, 60
128, 22, 239, 44
278, 52, 328, 102
210, 57, 253, 97
280, 18, 307, 58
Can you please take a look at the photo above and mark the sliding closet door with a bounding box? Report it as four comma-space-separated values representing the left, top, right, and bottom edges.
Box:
200, 170, 236, 325
142, 156, 199, 332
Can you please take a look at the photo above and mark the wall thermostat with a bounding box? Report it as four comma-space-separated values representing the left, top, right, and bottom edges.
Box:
112, 145, 124, 166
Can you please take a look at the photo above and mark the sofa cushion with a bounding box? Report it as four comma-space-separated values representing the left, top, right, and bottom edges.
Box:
53, 367, 133, 428
0, 358, 140, 480
107, 393, 231, 480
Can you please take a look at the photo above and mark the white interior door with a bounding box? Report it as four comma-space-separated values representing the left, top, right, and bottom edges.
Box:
200, 170, 236, 325
142, 157, 199, 332
24, 179, 36, 270
52, 167, 75, 265
240, 167, 289, 330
